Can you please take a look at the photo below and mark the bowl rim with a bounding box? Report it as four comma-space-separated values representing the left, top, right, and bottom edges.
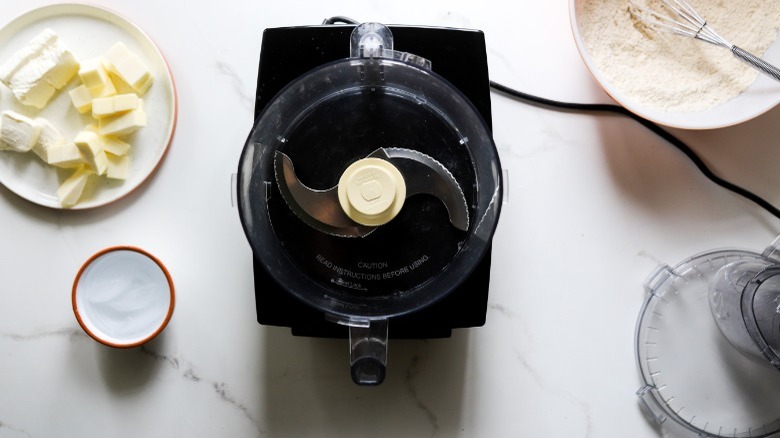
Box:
71, 245, 175, 348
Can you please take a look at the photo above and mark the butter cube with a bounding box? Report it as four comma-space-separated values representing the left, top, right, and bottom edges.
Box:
92, 74, 116, 98
41, 42, 79, 89
47, 142, 84, 168
92, 93, 141, 118
74, 130, 108, 175
69, 85, 93, 113
0, 111, 41, 152
103, 42, 153, 94
102, 136, 131, 156
84, 124, 130, 155
79, 58, 109, 90
90, 97, 113, 118
78, 58, 116, 98
57, 166, 93, 207
98, 107, 146, 137
31, 118, 65, 162
113, 93, 140, 109
105, 153, 130, 180
0, 29, 79, 108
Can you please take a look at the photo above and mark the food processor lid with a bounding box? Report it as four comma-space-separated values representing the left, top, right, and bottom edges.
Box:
635, 238, 780, 437
237, 22, 502, 321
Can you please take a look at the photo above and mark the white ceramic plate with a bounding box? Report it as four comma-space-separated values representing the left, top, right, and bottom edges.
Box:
569, 0, 780, 129
0, 3, 177, 209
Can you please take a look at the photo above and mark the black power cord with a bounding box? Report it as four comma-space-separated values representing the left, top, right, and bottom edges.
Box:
320, 16, 780, 220
489, 80, 780, 220
322, 16, 359, 25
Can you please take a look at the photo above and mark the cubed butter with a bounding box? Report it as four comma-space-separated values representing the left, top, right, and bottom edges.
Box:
98, 107, 146, 137
83, 124, 130, 155
41, 40, 79, 89
103, 42, 153, 94
69, 85, 93, 113
78, 57, 116, 98
92, 93, 141, 118
0, 111, 41, 152
47, 142, 84, 168
90, 97, 113, 118
105, 153, 130, 180
91, 74, 116, 98
0, 29, 79, 108
31, 118, 65, 162
74, 130, 108, 175
57, 166, 93, 207
102, 136, 131, 156
79, 58, 108, 90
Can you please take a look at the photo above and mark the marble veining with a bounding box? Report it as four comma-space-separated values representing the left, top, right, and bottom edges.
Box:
139, 344, 266, 434
3, 328, 264, 435
211, 382, 265, 434
489, 303, 532, 342
637, 250, 665, 267
539, 123, 580, 149
1, 327, 88, 342
488, 303, 594, 436
488, 302, 520, 319
486, 46, 528, 84
404, 354, 439, 437
215, 61, 254, 110
495, 139, 556, 162
514, 351, 594, 437
0, 420, 32, 438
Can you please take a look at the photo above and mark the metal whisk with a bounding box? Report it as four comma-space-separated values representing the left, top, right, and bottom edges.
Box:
629, 0, 780, 82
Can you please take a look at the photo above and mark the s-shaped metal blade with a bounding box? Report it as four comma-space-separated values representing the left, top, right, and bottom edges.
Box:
274, 148, 470, 237
274, 152, 375, 238
372, 148, 469, 231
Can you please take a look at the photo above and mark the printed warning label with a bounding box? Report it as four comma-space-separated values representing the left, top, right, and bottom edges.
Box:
315, 254, 431, 284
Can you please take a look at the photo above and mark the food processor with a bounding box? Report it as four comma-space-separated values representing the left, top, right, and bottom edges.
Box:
636, 237, 780, 437
237, 23, 502, 385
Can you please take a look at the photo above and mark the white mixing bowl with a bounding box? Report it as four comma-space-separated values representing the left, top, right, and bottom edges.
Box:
570, 0, 780, 129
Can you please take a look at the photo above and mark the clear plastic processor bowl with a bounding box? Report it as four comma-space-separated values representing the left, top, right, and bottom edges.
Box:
569, 0, 780, 129
237, 23, 502, 384
237, 28, 501, 321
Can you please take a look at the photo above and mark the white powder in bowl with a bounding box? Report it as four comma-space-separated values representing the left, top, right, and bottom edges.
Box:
76, 249, 172, 345
580, 0, 780, 112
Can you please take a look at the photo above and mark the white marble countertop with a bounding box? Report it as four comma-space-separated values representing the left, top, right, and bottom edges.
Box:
2, 1, 780, 437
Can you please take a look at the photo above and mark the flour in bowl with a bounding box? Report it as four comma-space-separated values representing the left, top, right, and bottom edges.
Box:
579, 0, 780, 112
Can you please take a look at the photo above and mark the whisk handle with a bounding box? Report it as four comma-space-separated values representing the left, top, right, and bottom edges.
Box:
731, 46, 780, 83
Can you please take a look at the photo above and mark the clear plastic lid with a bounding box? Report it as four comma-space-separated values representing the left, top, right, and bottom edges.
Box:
738, 266, 780, 367
710, 261, 780, 369
637, 239, 780, 437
